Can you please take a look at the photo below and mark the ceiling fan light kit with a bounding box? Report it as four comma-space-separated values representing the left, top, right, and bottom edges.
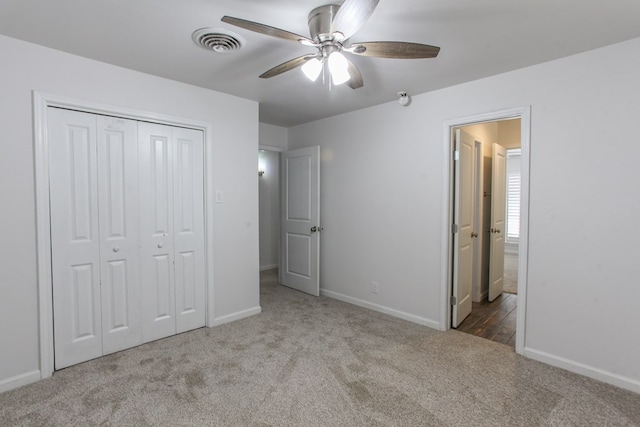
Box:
301, 58, 323, 81
219, 0, 440, 90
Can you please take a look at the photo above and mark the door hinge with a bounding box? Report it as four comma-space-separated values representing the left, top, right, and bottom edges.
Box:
453, 150, 460, 161
452, 224, 458, 234
450, 295, 457, 306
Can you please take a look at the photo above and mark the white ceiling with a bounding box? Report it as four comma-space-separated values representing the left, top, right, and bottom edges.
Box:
1, 0, 639, 127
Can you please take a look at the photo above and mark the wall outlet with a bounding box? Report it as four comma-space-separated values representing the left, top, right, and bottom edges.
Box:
371, 281, 379, 294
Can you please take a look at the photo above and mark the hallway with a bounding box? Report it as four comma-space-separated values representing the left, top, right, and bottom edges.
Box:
457, 252, 518, 347
457, 293, 517, 347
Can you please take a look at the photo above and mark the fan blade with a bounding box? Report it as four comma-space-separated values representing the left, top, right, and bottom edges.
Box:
259, 55, 318, 79
348, 41, 440, 59
331, 0, 379, 40
222, 16, 314, 45
345, 58, 364, 89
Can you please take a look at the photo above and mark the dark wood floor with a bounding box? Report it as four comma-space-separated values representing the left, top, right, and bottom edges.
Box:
456, 293, 517, 347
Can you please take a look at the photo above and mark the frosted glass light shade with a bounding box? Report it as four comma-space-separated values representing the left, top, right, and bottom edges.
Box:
328, 52, 350, 85
301, 58, 322, 81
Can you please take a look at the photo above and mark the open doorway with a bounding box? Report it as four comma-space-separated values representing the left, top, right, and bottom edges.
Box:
441, 107, 530, 355
259, 145, 322, 296
454, 120, 521, 346
258, 148, 281, 272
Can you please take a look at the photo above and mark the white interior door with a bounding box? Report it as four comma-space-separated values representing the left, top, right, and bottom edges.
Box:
173, 127, 206, 333
138, 122, 177, 342
489, 143, 507, 301
49, 108, 103, 369
452, 129, 474, 327
138, 122, 206, 341
280, 146, 320, 296
97, 116, 142, 355
50, 110, 206, 368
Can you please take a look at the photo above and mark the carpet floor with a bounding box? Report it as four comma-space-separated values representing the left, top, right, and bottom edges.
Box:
1, 269, 639, 426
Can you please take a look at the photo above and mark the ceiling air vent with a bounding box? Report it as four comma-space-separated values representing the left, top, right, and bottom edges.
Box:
192, 27, 245, 53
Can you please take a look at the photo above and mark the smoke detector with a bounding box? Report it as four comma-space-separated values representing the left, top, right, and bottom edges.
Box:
192, 27, 245, 53
397, 91, 411, 106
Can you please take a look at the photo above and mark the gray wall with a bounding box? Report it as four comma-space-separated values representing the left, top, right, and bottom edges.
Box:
0, 35, 260, 391
288, 37, 640, 393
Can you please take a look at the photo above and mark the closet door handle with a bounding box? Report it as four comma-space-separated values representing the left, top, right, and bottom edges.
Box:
113, 247, 120, 252
157, 243, 164, 249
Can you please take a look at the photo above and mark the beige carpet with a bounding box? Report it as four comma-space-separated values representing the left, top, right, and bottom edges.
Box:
1, 269, 639, 426
503, 252, 518, 294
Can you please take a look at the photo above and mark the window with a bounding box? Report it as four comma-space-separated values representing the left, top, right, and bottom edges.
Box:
506, 149, 521, 243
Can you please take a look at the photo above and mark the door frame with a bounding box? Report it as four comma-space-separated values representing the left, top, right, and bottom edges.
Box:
258, 144, 283, 274
472, 140, 484, 302
440, 106, 531, 355
33, 91, 216, 379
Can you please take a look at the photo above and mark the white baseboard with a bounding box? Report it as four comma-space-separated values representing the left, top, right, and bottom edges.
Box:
0, 369, 41, 393
473, 289, 488, 303
209, 306, 262, 327
320, 289, 441, 330
260, 264, 278, 271
523, 347, 640, 394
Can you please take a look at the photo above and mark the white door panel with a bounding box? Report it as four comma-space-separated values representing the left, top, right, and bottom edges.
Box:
138, 122, 176, 342
489, 143, 507, 301
51, 111, 206, 368
281, 146, 320, 296
452, 130, 474, 327
173, 127, 206, 333
97, 116, 142, 354
49, 108, 103, 369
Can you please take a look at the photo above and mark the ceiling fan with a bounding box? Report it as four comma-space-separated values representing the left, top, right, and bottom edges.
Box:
221, 0, 440, 89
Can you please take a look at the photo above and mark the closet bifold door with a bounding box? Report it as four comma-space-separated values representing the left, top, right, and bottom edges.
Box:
49, 108, 103, 369
173, 127, 206, 333
96, 116, 142, 355
138, 123, 206, 342
49, 109, 141, 369
138, 122, 177, 342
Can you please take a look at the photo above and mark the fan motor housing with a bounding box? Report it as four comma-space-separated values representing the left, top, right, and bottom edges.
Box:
308, 4, 340, 41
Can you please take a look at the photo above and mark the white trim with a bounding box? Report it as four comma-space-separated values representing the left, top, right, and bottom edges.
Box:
33, 91, 216, 378
523, 347, 640, 395
257, 146, 282, 275
0, 370, 41, 393
440, 106, 532, 353
259, 144, 284, 152
471, 140, 484, 303
210, 306, 262, 326
322, 289, 441, 330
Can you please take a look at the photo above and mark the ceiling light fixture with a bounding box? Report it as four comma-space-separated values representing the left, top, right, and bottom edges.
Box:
221, 0, 439, 91
328, 52, 350, 85
301, 51, 351, 86
301, 58, 322, 81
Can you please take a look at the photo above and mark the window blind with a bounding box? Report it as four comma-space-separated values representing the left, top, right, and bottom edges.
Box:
506, 149, 521, 243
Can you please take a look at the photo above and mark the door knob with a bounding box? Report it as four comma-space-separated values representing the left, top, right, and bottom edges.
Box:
495, 229, 501, 233
157, 243, 164, 248
471, 232, 478, 238
310, 226, 324, 233
113, 246, 120, 252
